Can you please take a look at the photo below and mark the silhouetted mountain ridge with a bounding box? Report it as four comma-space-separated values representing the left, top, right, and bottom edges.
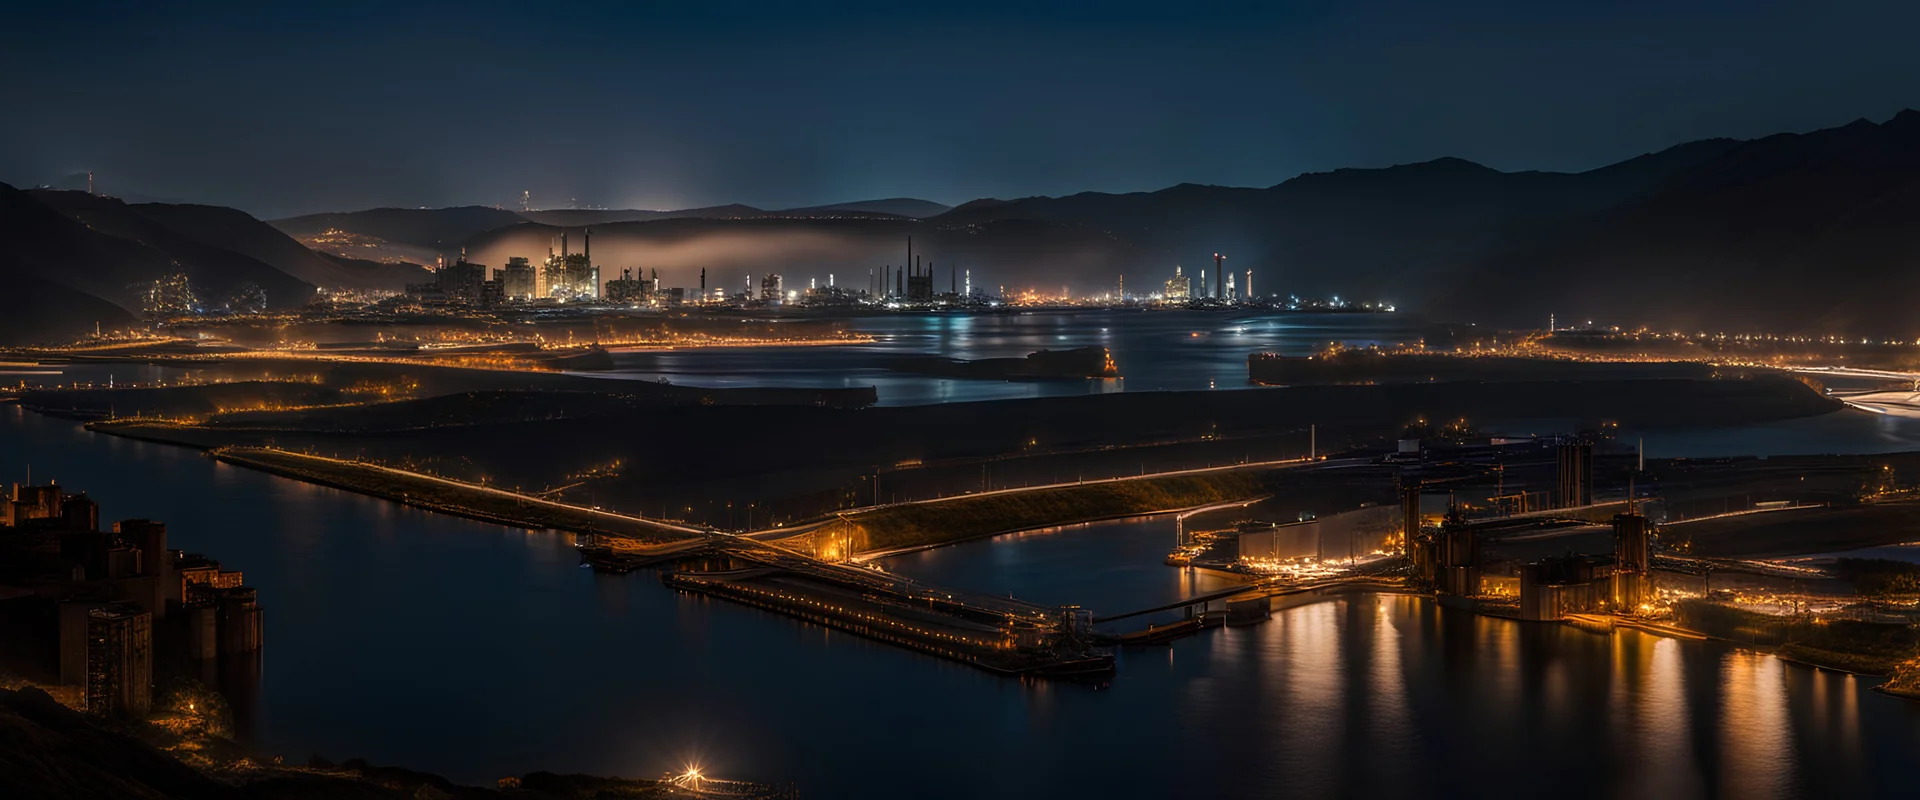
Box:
1430, 109, 1920, 333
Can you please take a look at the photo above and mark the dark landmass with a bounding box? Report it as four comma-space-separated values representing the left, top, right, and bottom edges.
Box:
1248, 350, 1718, 385
1542, 330, 1920, 372
266, 206, 525, 251
779, 197, 952, 218
826, 462, 1398, 554
28, 190, 316, 308
74, 375, 1837, 529
1668, 502, 1920, 559
281, 109, 1920, 337
0, 181, 174, 340
1674, 600, 1918, 674
889, 346, 1118, 381
0, 276, 135, 346
0, 686, 683, 799
11, 110, 1918, 347
0, 182, 423, 344
1436, 110, 1920, 335
16, 381, 349, 421
16, 366, 876, 422
127, 201, 414, 291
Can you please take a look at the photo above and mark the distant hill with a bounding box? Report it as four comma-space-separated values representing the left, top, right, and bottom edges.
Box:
117, 201, 417, 291
1434, 112, 1920, 334
449, 142, 1742, 303
0, 183, 154, 342
517, 204, 765, 227
269, 206, 524, 251
41, 108, 1920, 337
778, 198, 952, 218
931, 141, 1742, 304
30, 190, 317, 308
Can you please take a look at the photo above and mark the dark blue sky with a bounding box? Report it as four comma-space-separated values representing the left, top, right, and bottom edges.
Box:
5, 0, 1919, 218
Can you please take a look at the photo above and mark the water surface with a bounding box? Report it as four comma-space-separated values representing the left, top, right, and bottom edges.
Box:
8, 407, 1920, 798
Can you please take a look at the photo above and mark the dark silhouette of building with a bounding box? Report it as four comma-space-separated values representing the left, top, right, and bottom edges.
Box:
1519, 555, 1601, 621
907, 258, 934, 301
499, 256, 537, 300
1433, 505, 1480, 596
81, 602, 151, 717
2, 486, 261, 720
1556, 440, 1593, 508
1611, 512, 1651, 611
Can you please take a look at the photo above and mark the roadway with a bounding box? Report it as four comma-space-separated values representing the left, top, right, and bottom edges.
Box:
214, 446, 708, 538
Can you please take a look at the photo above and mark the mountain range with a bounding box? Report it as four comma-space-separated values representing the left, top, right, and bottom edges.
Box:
0, 184, 420, 344
8, 110, 1920, 343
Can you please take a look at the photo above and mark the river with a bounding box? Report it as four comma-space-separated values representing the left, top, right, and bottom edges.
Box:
8, 406, 1920, 798
592, 310, 1424, 405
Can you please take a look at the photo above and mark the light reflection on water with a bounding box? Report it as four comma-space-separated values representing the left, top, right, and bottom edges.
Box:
595, 311, 1426, 405
7, 402, 1920, 796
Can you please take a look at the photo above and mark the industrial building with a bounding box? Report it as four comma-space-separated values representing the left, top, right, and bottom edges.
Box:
0, 483, 263, 719
499, 256, 538, 300
1163, 265, 1191, 301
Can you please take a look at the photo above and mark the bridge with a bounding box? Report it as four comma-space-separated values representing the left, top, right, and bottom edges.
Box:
1092, 585, 1257, 624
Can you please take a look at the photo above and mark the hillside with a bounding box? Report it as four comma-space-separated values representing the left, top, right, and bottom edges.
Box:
29, 190, 315, 308
0, 272, 135, 345
38, 108, 1920, 336
128, 201, 415, 290
0, 182, 173, 341
779, 197, 951, 218
933, 140, 1741, 301
269, 205, 524, 251
1438, 111, 1920, 335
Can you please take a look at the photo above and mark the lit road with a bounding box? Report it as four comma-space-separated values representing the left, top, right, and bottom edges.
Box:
869, 454, 1347, 511
214, 447, 707, 538
755, 455, 1358, 546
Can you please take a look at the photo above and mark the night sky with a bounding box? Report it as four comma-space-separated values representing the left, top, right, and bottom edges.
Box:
6, 0, 1919, 218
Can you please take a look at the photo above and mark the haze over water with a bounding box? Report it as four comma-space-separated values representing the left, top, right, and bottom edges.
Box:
8, 399, 1920, 798
594, 311, 1426, 405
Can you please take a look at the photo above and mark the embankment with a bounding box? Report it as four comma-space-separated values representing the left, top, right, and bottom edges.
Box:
209, 447, 697, 543
832, 469, 1276, 554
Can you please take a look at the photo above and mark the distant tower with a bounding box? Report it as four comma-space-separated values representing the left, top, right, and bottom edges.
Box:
88, 171, 94, 195
1245, 268, 1253, 301
964, 268, 971, 297
520, 190, 530, 212
1213, 253, 1225, 299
